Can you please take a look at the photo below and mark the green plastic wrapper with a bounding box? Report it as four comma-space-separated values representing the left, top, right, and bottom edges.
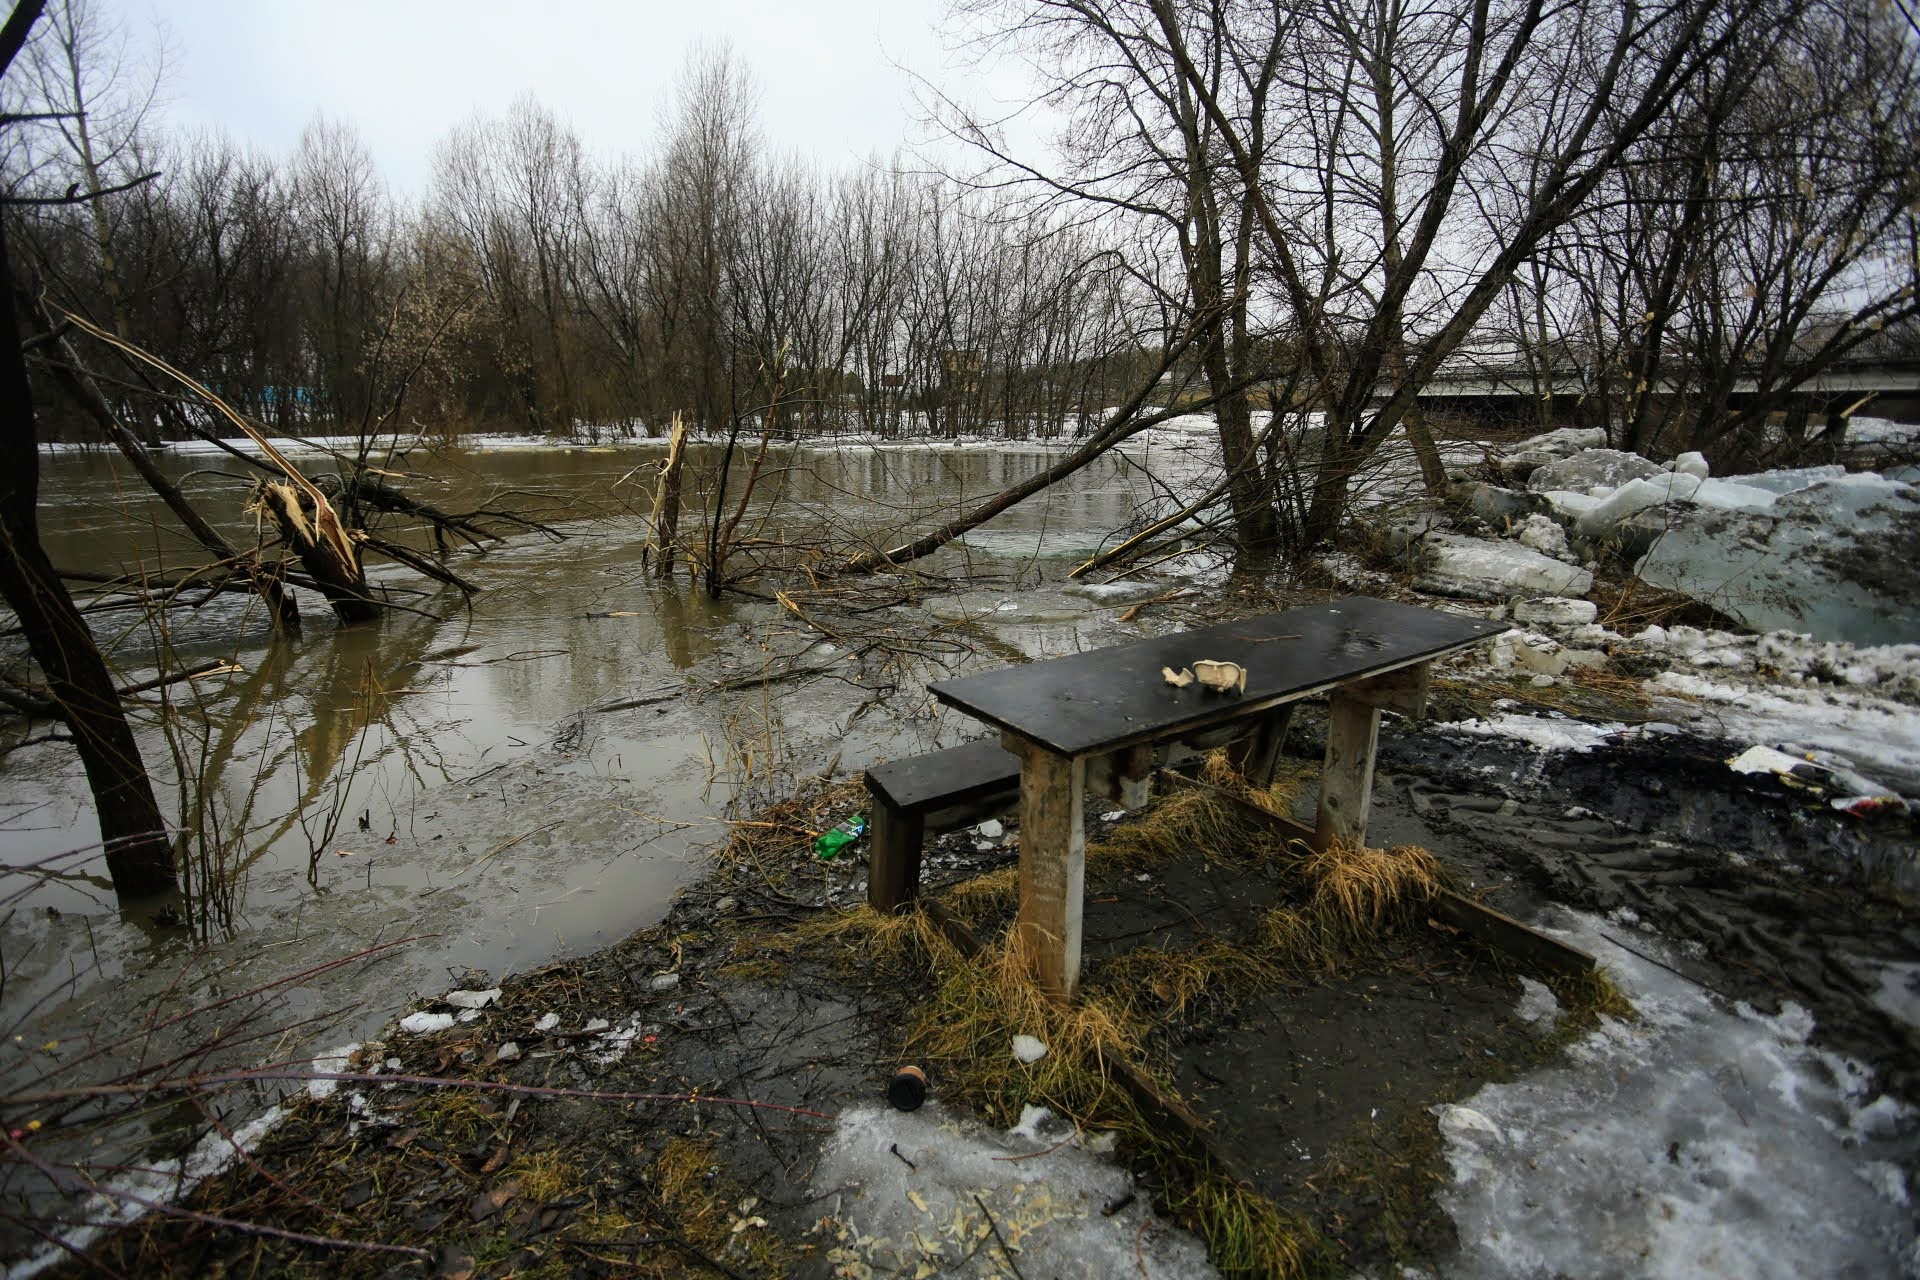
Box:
813, 815, 867, 860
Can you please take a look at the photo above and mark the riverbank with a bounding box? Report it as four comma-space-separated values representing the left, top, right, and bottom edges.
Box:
23, 574, 1920, 1279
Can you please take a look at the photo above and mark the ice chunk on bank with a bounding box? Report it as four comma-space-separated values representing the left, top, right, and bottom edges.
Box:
1417, 532, 1594, 600
1635, 473, 1920, 646
1436, 908, 1918, 1279
398, 1011, 456, 1035
1496, 426, 1610, 483
1511, 597, 1599, 627
1514, 512, 1573, 561
1573, 472, 1704, 538
1527, 448, 1664, 495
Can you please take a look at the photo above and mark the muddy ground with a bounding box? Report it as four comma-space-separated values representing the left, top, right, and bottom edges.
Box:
51, 654, 1920, 1278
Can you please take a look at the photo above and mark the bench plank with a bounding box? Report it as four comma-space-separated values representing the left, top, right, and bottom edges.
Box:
864, 739, 1020, 813
865, 739, 1021, 913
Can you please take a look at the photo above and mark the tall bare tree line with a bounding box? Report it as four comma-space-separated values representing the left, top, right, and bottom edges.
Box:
948, 0, 1918, 560
4, 39, 1146, 448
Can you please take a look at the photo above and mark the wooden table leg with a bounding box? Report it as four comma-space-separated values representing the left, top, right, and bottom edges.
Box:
1004, 732, 1086, 1001
866, 800, 923, 914
1314, 691, 1380, 852
1226, 703, 1296, 789
1088, 743, 1154, 809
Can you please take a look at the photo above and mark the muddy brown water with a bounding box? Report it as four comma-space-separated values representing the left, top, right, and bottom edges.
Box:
0, 435, 1212, 1109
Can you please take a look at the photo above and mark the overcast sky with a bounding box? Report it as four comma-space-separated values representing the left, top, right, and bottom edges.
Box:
96, 0, 1028, 196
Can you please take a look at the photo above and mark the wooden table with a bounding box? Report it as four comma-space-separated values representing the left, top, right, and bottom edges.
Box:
928, 596, 1504, 999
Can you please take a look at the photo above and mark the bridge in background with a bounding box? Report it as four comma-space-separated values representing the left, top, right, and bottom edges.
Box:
1409, 357, 1920, 424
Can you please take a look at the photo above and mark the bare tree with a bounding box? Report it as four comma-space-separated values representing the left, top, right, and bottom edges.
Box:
0, 0, 174, 898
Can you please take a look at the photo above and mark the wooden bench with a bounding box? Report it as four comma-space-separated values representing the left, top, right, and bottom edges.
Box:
864, 739, 1022, 912
929, 597, 1505, 999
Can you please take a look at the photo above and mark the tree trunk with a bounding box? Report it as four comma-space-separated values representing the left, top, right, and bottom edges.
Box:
0, 217, 175, 898
646, 412, 688, 578
254, 481, 380, 623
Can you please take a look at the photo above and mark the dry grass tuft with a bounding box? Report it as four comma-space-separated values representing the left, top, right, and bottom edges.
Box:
508, 1149, 579, 1203
908, 928, 1146, 1125
938, 864, 1019, 916
1169, 1169, 1317, 1278
1097, 938, 1278, 1019
653, 1136, 726, 1247
789, 901, 962, 971
1306, 840, 1444, 933
1254, 839, 1444, 967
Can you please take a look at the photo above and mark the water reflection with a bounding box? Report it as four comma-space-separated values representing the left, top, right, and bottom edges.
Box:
1, 437, 1188, 1050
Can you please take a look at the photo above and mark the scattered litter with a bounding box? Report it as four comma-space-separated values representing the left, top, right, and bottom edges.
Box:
1191, 659, 1248, 694
442, 988, 501, 1010
714, 896, 738, 914
887, 1065, 928, 1112
398, 1012, 456, 1035
814, 814, 867, 861
582, 1017, 612, 1034
1011, 1035, 1049, 1065
494, 1041, 521, 1063
1101, 810, 1126, 822
1436, 1104, 1503, 1143
306, 1044, 358, 1100
975, 819, 1005, 839
649, 972, 682, 993
533, 1012, 560, 1033
1162, 665, 1195, 688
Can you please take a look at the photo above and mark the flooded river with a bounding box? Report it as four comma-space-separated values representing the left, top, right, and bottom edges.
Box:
0, 431, 1214, 1078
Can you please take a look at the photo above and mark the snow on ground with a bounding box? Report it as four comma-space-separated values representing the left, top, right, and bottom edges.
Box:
811, 1101, 1216, 1279
1646, 671, 1920, 799
1435, 712, 1632, 754
1622, 626, 1920, 797
8, 1105, 288, 1280
1444, 617, 1920, 802
1434, 907, 1919, 1280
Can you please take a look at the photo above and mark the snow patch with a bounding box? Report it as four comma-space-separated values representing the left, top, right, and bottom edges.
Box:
813, 1102, 1217, 1278
1436, 908, 1918, 1279
1438, 714, 1626, 754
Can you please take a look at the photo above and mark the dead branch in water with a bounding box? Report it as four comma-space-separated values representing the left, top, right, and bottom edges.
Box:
0, 659, 235, 722
645, 412, 690, 577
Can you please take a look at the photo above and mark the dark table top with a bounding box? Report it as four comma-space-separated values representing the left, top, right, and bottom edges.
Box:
929, 596, 1505, 757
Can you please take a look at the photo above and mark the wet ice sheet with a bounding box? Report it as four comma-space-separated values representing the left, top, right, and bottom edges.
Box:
812, 1102, 1217, 1279
1435, 908, 1918, 1280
